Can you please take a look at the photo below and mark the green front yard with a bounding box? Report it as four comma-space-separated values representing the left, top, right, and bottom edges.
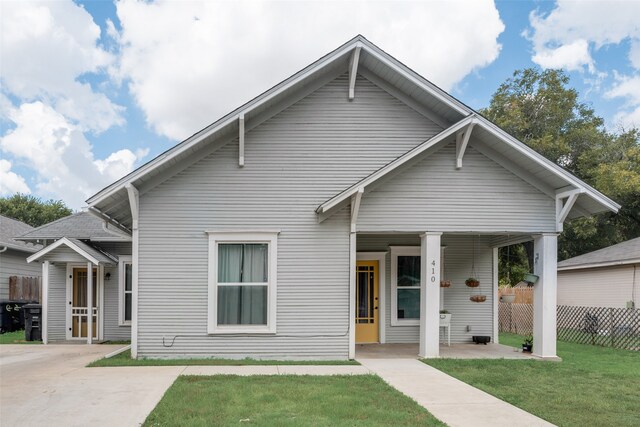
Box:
144, 375, 445, 427
0, 330, 41, 344
88, 349, 360, 367
425, 333, 640, 427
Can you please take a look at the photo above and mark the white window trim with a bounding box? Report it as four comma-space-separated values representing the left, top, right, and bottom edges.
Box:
207, 231, 278, 334
391, 246, 446, 326
118, 255, 133, 326
390, 246, 421, 326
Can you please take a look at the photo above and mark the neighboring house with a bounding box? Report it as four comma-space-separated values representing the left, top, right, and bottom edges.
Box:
0, 215, 42, 301
28, 36, 619, 360
17, 212, 132, 342
558, 237, 640, 308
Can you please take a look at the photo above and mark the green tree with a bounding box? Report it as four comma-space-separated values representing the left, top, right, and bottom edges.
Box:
0, 194, 73, 227
482, 68, 640, 274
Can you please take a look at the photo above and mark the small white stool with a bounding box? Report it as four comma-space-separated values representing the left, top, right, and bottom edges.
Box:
439, 314, 451, 346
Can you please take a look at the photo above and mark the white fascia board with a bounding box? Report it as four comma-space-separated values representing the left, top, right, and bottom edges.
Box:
476, 116, 620, 213
27, 237, 101, 265
558, 259, 640, 271
317, 115, 477, 214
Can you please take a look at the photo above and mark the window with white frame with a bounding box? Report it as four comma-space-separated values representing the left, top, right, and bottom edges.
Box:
207, 232, 278, 334
118, 256, 132, 326
390, 246, 446, 326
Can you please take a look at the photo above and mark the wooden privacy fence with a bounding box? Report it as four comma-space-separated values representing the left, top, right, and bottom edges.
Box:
499, 303, 640, 351
557, 305, 640, 351
499, 303, 533, 335
8, 276, 41, 302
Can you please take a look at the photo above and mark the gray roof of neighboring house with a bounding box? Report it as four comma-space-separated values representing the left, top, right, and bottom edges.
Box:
17, 211, 130, 242
0, 215, 42, 253
558, 237, 640, 270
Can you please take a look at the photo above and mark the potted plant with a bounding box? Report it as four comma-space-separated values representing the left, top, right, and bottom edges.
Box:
440, 280, 452, 288
523, 273, 539, 285
465, 278, 480, 287
469, 295, 486, 302
522, 335, 533, 353
501, 293, 516, 303
439, 309, 451, 325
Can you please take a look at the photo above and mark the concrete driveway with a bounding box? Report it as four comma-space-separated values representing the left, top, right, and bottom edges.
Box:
0, 345, 181, 427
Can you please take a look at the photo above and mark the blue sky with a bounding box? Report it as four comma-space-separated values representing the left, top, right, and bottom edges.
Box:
1, 0, 639, 209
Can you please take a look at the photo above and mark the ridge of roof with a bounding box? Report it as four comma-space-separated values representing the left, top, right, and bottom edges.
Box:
86, 34, 472, 206
17, 211, 129, 241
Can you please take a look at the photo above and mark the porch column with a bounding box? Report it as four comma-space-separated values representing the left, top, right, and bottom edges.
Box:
41, 261, 49, 344
87, 261, 93, 344
533, 234, 558, 358
419, 232, 442, 358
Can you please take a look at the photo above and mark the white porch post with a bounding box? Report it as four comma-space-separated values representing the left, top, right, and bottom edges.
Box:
419, 232, 442, 358
533, 233, 558, 358
87, 261, 93, 344
348, 232, 356, 359
41, 261, 49, 344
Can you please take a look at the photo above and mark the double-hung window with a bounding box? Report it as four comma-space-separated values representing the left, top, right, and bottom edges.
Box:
208, 232, 278, 334
118, 256, 133, 326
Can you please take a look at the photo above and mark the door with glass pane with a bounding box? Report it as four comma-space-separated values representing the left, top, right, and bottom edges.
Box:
70, 268, 98, 339
355, 260, 379, 343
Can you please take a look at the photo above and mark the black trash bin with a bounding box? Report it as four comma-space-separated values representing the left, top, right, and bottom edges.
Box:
0, 301, 28, 333
23, 304, 42, 341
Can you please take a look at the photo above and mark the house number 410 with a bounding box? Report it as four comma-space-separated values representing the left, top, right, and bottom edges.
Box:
430, 260, 436, 282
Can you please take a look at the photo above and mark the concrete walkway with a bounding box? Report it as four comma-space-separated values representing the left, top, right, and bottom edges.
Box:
183, 364, 370, 376
358, 358, 555, 427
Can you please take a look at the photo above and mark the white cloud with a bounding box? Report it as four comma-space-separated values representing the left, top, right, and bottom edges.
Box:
605, 74, 640, 128
532, 39, 593, 72
0, 159, 31, 195
0, 0, 124, 133
527, 0, 640, 72
113, 0, 505, 140
0, 102, 144, 209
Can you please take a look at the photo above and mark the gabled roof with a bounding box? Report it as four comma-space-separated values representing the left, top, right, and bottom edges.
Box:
558, 237, 640, 271
26, 237, 117, 265
86, 35, 471, 228
86, 35, 619, 228
0, 215, 42, 253
17, 212, 130, 242
317, 114, 620, 217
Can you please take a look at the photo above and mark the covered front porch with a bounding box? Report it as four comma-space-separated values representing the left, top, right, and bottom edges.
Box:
27, 237, 118, 345
351, 232, 558, 360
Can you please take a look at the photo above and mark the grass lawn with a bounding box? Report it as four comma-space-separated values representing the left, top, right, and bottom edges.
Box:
425, 332, 640, 427
88, 349, 360, 367
0, 330, 41, 344
144, 375, 445, 426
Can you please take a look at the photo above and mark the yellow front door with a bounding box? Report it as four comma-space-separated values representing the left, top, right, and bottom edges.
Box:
355, 260, 379, 343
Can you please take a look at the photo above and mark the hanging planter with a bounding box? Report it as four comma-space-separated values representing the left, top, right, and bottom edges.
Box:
500, 294, 516, 303
465, 278, 480, 288
440, 280, 452, 288
523, 273, 539, 285
470, 295, 487, 303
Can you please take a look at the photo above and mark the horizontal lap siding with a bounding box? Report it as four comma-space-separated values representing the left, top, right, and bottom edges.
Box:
47, 263, 67, 340
100, 242, 132, 341
357, 235, 494, 343
137, 74, 441, 359
558, 265, 639, 308
0, 250, 41, 300
357, 144, 556, 232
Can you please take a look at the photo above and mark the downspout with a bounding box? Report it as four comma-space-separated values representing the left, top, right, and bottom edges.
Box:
125, 184, 139, 359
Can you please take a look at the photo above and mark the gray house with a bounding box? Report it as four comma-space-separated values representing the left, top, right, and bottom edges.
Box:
20, 212, 131, 342
0, 215, 42, 301
28, 36, 618, 360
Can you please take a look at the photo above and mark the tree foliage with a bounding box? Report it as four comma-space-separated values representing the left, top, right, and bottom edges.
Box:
0, 194, 73, 227
482, 68, 640, 281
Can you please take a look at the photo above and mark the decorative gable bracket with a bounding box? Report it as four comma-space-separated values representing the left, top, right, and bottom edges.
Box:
348, 44, 362, 100
455, 121, 476, 169
555, 187, 584, 232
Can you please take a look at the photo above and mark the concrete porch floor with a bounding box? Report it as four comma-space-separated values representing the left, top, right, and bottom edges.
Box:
356, 342, 538, 359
